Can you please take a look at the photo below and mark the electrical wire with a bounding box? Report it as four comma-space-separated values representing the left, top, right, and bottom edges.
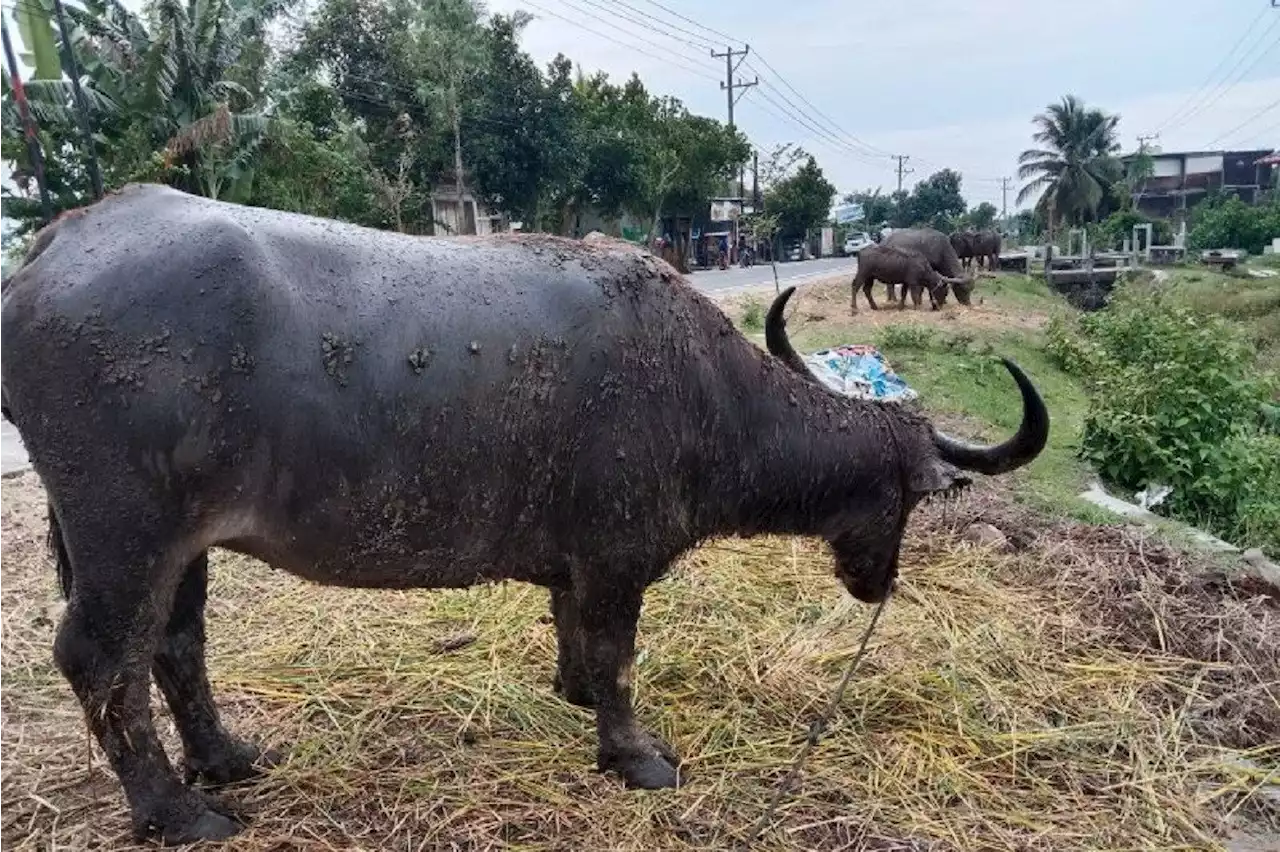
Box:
1154, 8, 1280, 136
1203, 95, 1280, 148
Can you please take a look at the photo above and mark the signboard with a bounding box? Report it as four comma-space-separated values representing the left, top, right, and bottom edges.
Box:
832, 202, 862, 224
709, 199, 742, 221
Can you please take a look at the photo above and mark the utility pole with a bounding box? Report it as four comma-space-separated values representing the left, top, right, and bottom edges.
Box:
712, 44, 757, 200
751, 149, 759, 210
1000, 176, 1011, 229
52, 0, 103, 199
2, 22, 53, 224
1136, 133, 1159, 152
893, 154, 912, 194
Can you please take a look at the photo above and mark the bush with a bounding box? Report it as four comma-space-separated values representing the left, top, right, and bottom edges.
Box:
1072, 287, 1278, 552
1187, 194, 1280, 255
1095, 210, 1173, 251
741, 299, 764, 331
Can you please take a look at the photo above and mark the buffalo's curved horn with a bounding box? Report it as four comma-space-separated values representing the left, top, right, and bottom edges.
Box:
942, 275, 967, 285
765, 286, 813, 378
933, 359, 1049, 474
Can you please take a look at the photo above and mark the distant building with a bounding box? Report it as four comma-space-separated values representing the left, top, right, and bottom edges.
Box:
429, 179, 506, 236
1124, 148, 1275, 219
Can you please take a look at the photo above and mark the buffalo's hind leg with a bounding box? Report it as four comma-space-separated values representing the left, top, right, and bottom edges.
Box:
153, 552, 280, 786
52, 510, 240, 845
575, 576, 682, 790
550, 587, 594, 707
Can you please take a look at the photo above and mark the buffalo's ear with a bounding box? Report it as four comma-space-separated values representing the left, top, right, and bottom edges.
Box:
909, 457, 971, 496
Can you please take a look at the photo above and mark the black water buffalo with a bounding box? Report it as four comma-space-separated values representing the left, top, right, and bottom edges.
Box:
1, 185, 1049, 845
851, 243, 967, 312
949, 230, 975, 270
971, 229, 1003, 271
884, 227, 976, 305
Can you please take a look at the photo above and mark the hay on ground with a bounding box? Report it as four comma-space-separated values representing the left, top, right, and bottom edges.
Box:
2, 473, 1277, 850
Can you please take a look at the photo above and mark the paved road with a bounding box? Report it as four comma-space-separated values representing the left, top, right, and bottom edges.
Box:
687, 257, 857, 295
0, 257, 859, 478
1, 419, 26, 476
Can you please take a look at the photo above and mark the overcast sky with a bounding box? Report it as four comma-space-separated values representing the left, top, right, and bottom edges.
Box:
3, 0, 1278, 214
487, 0, 1280, 209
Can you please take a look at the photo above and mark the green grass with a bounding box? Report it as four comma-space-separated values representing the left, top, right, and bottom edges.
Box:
791, 319, 1101, 521
1151, 268, 1280, 374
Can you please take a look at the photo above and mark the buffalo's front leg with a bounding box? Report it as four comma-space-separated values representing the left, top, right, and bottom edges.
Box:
576, 582, 681, 789
550, 588, 594, 707
153, 553, 280, 786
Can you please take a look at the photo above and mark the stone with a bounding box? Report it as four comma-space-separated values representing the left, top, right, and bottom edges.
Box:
1241, 547, 1271, 567
1239, 548, 1280, 597
962, 522, 1009, 551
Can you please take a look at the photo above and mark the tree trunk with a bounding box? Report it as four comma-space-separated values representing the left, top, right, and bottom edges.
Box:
451, 90, 474, 236
1043, 206, 1055, 282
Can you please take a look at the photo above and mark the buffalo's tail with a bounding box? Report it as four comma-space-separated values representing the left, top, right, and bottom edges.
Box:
48, 504, 73, 600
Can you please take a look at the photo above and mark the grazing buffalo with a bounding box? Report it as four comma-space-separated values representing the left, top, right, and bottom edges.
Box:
949, 230, 975, 270
1, 185, 1049, 845
851, 243, 967, 313
884, 228, 975, 305
970, 229, 1003, 272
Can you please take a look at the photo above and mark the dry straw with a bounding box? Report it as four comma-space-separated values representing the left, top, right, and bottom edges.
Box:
2, 473, 1277, 850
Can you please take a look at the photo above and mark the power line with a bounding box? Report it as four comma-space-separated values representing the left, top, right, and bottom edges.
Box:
590, 0, 718, 51
584, 0, 896, 165
529, 0, 720, 82
1156, 10, 1280, 136
1150, 2, 1273, 135
744, 53, 889, 158
624, 0, 744, 49
1203, 95, 1280, 148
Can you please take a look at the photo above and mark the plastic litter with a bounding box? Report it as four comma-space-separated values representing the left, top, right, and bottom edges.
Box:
803, 344, 918, 402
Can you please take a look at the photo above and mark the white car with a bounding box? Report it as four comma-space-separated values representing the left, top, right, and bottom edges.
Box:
843, 231, 874, 255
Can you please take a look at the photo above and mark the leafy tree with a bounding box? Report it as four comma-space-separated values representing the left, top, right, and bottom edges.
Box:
1017, 95, 1122, 230
902, 168, 966, 230
1009, 209, 1043, 240
1095, 209, 1172, 251
766, 155, 835, 240
1188, 194, 1280, 255
756, 143, 807, 192
247, 115, 385, 227
408, 0, 488, 233
557, 72, 745, 237
464, 14, 574, 225
963, 201, 999, 231
843, 188, 893, 230
291, 0, 443, 230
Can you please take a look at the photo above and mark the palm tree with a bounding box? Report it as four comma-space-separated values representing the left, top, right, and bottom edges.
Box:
1017, 95, 1122, 233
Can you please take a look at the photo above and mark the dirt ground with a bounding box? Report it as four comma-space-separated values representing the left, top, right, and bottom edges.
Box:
3, 464, 1277, 850
711, 273, 1053, 335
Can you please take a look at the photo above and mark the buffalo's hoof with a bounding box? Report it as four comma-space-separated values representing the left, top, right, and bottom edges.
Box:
165, 808, 241, 845
185, 739, 282, 786
134, 790, 242, 846
600, 733, 683, 790
553, 673, 595, 708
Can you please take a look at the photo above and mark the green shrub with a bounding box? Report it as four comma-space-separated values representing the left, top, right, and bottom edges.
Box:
878, 324, 934, 350
1187, 195, 1280, 255
741, 299, 764, 331
1075, 287, 1278, 552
